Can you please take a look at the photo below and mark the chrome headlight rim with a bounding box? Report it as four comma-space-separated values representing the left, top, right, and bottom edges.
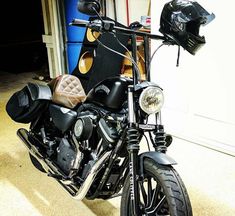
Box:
139, 86, 164, 115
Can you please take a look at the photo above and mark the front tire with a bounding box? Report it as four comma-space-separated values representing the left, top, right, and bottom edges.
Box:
121, 158, 192, 216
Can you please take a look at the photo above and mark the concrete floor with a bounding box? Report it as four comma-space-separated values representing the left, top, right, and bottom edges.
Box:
1, 71, 235, 215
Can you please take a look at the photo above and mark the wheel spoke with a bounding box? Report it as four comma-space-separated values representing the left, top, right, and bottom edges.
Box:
139, 181, 148, 206
147, 177, 153, 206
145, 183, 161, 211
122, 160, 192, 216
151, 195, 166, 214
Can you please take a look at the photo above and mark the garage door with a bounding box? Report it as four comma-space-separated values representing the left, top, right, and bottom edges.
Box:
151, 0, 235, 155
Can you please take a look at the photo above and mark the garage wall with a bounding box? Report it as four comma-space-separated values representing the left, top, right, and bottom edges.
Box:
151, 0, 235, 155
106, 0, 150, 26
41, 0, 65, 78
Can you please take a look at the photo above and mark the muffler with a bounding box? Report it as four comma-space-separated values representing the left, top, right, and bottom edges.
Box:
17, 128, 111, 200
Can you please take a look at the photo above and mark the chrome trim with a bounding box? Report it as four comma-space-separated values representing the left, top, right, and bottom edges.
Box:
96, 138, 103, 156
128, 86, 136, 123
98, 120, 114, 143
72, 151, 111, 200
71, 135, 83, 172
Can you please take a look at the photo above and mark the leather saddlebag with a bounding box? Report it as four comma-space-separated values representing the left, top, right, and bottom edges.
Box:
6, 83, 52, 123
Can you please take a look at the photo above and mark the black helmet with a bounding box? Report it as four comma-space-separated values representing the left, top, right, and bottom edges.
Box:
160, 0, 215, 55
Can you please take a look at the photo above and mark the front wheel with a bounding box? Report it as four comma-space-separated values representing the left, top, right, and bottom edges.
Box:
120, 159, 192, 216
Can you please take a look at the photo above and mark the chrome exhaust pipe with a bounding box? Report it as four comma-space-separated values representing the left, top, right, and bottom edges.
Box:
17, 128, 52, 173
72, 150, 111, 200
17, 128, 111, 201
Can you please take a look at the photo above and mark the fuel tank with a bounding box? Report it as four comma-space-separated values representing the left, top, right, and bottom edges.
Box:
86, 77, 132, 110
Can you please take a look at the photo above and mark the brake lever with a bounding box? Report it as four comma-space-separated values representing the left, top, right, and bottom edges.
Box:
89, 19, 115, 32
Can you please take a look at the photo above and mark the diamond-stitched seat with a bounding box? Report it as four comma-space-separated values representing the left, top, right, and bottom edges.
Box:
49, 75, 86, 109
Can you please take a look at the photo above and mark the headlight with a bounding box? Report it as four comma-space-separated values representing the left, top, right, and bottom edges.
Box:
139, 86, 164, 114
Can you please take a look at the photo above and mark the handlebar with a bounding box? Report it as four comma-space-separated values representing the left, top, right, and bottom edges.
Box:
71, 18, 90, 27
70, 18, 166, 41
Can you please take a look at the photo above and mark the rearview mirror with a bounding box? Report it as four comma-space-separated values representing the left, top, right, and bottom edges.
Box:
77, 0, 101, 16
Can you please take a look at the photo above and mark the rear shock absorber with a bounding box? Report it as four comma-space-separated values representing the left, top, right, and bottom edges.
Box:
154, 125, 167, 153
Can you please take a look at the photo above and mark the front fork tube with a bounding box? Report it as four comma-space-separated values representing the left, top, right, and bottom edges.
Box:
127, 86, 140, 216
128, 138, 140, 216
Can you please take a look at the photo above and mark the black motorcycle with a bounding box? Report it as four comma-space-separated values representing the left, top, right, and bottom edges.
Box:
6, 0, 214, 215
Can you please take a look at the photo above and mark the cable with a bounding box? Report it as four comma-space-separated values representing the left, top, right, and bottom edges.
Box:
112, 33, 141, 81
147, 42, 165, 76
148, 131, 155, 147
143, 133, 151, 151
176, 45, 181, 67
92, 6, 104, 22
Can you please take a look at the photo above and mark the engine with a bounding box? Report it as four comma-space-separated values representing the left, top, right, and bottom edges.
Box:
54, 110, 123, 177
56, 138, 77, 175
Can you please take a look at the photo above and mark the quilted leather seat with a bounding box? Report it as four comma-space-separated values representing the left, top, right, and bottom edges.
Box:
49, 75, 86, 109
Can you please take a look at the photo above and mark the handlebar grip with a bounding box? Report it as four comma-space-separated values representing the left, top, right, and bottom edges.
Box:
70, 19, 89, 27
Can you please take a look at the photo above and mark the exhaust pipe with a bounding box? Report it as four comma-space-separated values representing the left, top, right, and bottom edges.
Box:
17, 128, 111, 200
17, 128, 52, 173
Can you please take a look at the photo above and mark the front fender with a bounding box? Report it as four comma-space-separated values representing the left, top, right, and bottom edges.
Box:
139, 151, 177, 174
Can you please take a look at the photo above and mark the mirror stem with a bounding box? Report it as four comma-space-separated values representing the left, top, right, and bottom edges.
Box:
92, 6, 104, 22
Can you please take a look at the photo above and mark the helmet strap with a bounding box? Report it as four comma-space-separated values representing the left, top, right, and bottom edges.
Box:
176, 45, 181, 67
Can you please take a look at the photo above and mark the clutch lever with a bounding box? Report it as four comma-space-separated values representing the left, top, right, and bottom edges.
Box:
70, 18, 116, 33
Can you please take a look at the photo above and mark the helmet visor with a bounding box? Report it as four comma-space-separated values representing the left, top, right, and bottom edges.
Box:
201, 13, 215, 26
176, 1, 215, 25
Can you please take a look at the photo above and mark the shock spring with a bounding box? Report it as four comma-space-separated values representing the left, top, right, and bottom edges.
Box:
154, 125, 167, 152
127, 127, 140, 151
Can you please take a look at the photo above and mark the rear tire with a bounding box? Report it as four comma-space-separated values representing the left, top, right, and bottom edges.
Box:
121, 158, 192, 216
